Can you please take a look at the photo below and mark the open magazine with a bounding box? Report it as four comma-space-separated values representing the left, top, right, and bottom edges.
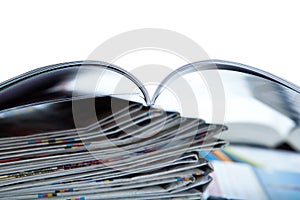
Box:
1, 60, 300, 199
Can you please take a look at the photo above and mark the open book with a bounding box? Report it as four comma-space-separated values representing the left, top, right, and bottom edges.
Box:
219, 76, 300, 151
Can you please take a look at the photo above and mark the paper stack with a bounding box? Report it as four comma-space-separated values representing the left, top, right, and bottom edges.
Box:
0, 96, 227, 200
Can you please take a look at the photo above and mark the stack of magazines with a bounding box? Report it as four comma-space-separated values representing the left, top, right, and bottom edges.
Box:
0, 96, 227, 200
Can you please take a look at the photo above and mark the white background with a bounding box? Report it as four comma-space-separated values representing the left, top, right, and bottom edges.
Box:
0, 0, 299, 85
